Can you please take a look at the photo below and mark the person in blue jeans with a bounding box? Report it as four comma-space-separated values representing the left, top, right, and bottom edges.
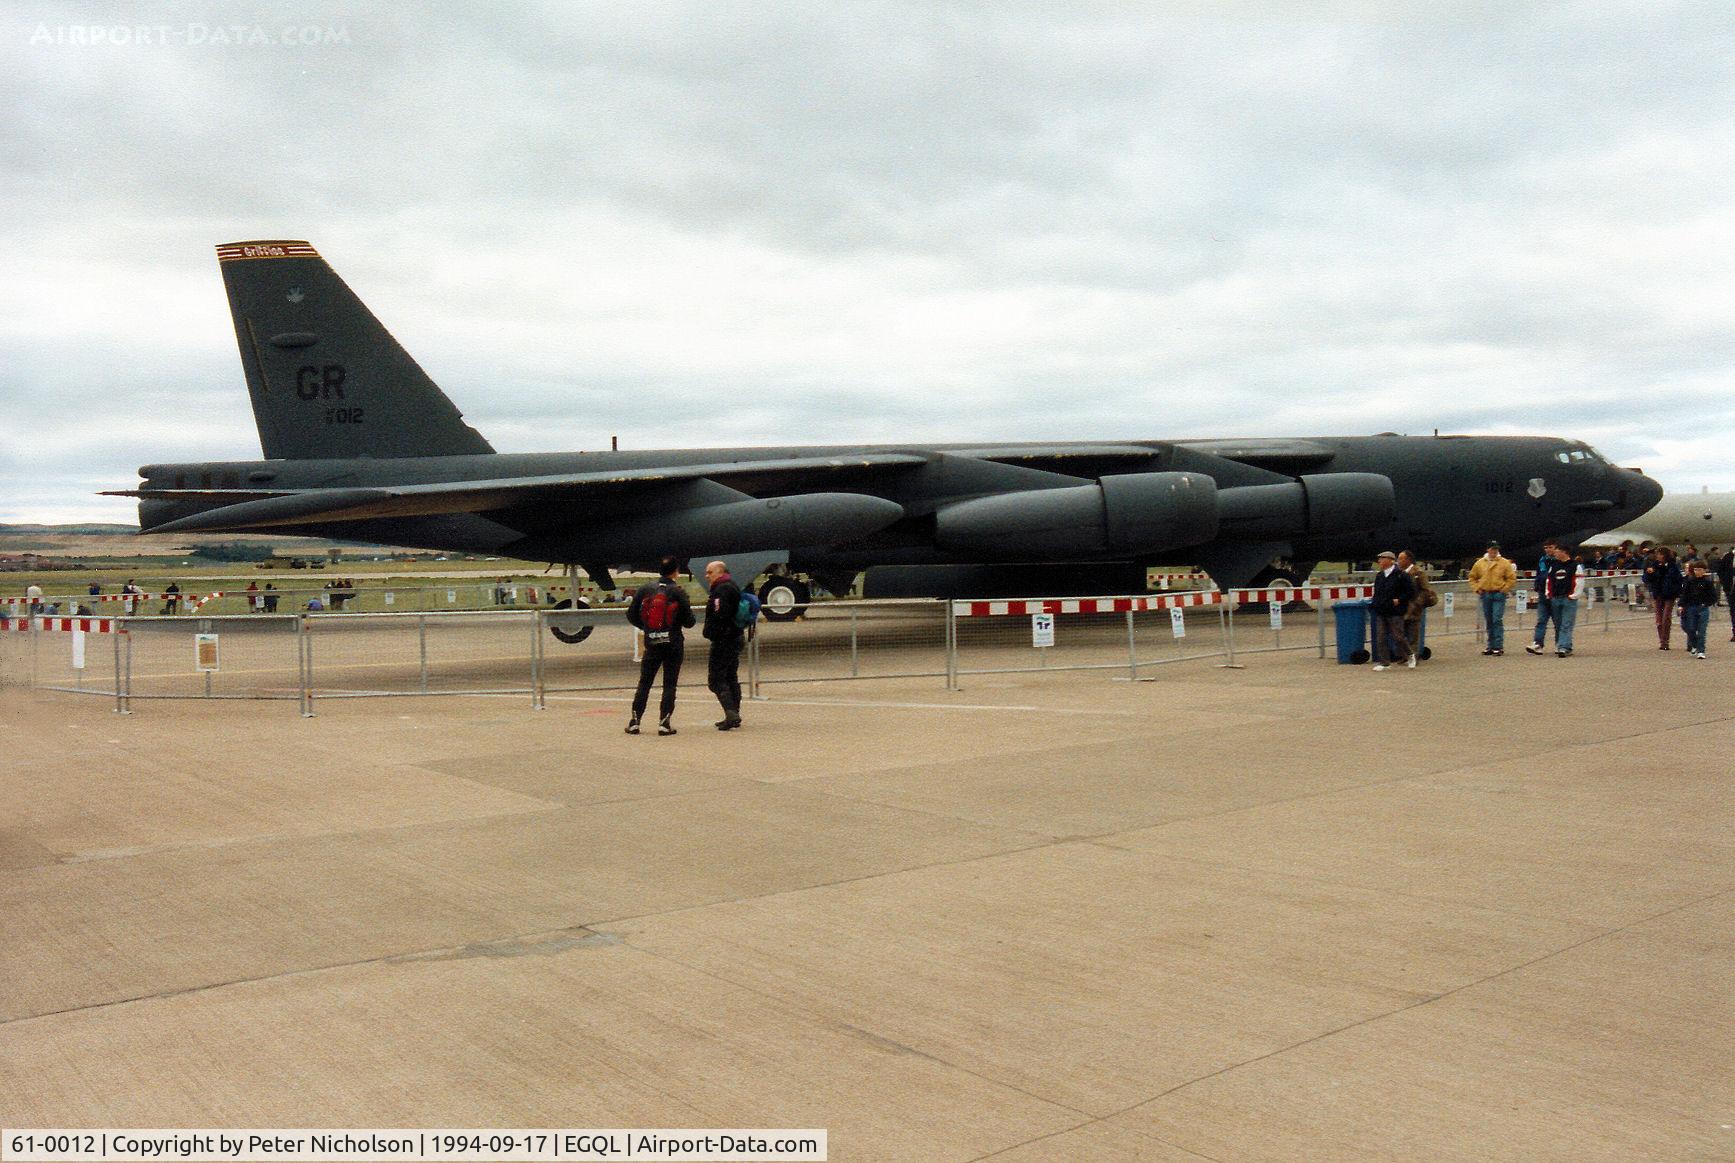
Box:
1678, 560, 1718, 658
1528, 539, 1561, 650
1526, 544, 1583, 657
1468, 542, 1517, 655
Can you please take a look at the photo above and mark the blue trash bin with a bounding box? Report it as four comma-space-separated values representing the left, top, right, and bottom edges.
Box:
1334, 599, 1372, 664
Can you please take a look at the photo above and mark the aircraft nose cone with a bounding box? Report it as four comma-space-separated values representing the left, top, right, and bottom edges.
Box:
1619, 467, 1664, 516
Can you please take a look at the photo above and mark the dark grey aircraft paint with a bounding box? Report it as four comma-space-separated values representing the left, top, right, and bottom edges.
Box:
109, 241, 1662, 598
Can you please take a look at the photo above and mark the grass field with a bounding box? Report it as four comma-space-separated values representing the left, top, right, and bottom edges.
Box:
0, 531, 665, 605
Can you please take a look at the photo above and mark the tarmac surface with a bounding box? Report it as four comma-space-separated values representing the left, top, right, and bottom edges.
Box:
2, 613, 1732, 1160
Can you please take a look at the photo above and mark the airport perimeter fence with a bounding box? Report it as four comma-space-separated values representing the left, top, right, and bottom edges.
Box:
0, 574, 1659, 714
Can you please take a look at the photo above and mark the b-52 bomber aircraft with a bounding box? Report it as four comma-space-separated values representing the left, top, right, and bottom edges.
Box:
110, 240, 1662, 623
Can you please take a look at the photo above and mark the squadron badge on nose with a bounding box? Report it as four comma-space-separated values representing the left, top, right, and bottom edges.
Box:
1528, 478, 1547, 499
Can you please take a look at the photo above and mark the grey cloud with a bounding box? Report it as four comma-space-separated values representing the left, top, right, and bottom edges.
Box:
5, 1, 1735, 521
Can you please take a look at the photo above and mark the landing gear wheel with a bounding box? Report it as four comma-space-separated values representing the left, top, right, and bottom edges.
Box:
1246, 565, 1310, 612
548, 596, 593, 644
757, 576, 810, 622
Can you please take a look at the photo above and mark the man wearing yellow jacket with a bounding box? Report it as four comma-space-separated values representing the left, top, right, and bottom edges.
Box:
1468, 542, 1518, 655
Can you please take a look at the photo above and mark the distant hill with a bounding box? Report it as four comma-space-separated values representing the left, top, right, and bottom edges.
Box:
0, 523, 139, 535
0, 525, 398, 559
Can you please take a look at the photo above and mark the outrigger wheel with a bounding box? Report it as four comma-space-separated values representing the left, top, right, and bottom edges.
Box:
548, 596, 593, 644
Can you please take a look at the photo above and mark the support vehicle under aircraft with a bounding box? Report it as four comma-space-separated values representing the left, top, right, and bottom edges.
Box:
109, 241, 1663, 623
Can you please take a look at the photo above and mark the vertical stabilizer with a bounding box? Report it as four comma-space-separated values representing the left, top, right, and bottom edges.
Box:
217, 241, 494, 459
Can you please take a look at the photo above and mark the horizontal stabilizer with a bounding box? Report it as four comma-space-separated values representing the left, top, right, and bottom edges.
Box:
134, 488, 396, 534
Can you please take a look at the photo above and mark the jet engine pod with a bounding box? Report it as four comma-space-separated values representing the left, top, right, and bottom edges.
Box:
1216, 473, 1394, 540
1297, 472, 1395, 535
935, 471, 1218, 558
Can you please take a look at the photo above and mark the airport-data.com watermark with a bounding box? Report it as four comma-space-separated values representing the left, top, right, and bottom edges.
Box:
27, 23, 351, 49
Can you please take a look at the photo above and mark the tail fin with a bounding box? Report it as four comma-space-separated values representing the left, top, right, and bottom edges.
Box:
217, 241, 494, 459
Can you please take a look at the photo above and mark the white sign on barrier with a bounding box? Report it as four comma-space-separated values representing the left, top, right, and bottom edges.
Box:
1268, 604, 1283, 630
71, 628, 85, 670
1443, 591, 1454, 618
194, 633, 220, 672
1516, 591, 1529, 614
1031, 612, 1054, 648
384, 592, 395, 606
1170, 608, 1186, 638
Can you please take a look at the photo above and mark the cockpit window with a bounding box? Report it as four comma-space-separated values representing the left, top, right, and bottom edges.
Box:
1556, 447, 1597, 464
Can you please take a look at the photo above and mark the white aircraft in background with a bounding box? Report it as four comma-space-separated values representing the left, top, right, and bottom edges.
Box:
1585, 487, 1735, 548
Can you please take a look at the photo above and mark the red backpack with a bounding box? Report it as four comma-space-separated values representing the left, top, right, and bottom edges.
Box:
641, 583, 679, 643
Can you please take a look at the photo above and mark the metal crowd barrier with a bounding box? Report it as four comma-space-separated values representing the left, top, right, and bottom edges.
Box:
0, 573, 1658, 713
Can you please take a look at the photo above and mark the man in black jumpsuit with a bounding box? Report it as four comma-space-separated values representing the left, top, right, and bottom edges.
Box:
703, 559, 745, 730
625, 556, 695, 736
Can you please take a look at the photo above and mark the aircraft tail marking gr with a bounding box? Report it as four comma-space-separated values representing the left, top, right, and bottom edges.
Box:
217, 240, 494, 460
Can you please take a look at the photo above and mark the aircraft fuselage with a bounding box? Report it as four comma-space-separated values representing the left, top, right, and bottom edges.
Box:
136, 433, 1659, 586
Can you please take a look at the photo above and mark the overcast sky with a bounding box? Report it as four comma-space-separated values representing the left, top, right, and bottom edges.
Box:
2, 1, 1731, 523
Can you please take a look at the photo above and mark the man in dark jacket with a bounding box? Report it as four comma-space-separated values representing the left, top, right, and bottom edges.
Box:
1527, 539, 1561, 647
624, 556, 695, 735
1641, 546, 1684, 650
1526, 544, 1583, 657
702, 559, 745, 730
1678, 560, 1719, 658
1369, 550, 1416, 670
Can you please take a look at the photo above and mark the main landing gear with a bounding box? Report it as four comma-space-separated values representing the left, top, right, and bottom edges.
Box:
754, 574, 810, 622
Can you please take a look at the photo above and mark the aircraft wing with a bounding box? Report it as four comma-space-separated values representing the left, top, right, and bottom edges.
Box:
1174, 438, 1341, 472
107, 452, 930, 534
955, 444, 1161, 464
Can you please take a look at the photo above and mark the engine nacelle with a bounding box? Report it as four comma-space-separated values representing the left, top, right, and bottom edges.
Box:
1216, 473, 1394, 540
935, 471, 1218, 558
862, 562, 1152, 599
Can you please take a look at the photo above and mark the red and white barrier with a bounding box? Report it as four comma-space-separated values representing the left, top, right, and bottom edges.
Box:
953, 584, 1384, 618
1510, 570, 1638, 580
1, 616, 123, 634
953, 591, 1227, 617
1233, 584, 1374, 604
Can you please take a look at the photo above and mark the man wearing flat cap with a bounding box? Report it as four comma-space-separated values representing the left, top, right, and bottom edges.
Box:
1369, 550, 1416, 670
